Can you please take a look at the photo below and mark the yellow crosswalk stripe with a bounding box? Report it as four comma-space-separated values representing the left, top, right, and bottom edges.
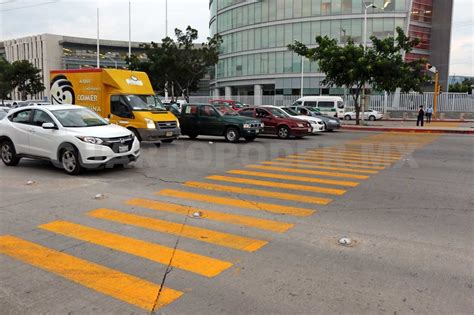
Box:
261, 161, 378, 174
297, 152, 400, 162
207, 175, 346, 195
275, 157, 385, 170
88, 209, 267, 252
39, 221, 233, 278
0, 235, 183, 311
127, 198, 293, 233
227, 169, 359, 187
315, 149, 402, 158
246, 165, 370, 180
304, 150, 401, 160
158, 189, 315, 217
184, 181, 332, 205
285, 155, 392, 166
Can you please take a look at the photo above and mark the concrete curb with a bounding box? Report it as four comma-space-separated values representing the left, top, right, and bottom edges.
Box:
341, 126, 474, 134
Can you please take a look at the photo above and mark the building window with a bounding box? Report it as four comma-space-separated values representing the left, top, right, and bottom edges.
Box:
312, 0, 321, 15
321, 0, 331, 14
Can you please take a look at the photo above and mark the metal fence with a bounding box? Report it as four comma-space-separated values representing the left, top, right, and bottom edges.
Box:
186, 92, 474, 113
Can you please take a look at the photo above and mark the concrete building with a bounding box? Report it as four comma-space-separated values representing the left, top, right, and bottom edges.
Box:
209, 0, 453, 104
1, 34, 146, 100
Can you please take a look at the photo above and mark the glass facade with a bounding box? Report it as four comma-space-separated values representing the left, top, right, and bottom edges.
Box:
210, 0, 412, 96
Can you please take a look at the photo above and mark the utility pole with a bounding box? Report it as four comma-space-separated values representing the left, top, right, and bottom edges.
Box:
128, 0, 131, 59
300, 56, 304, 98
96, 8, 100, 68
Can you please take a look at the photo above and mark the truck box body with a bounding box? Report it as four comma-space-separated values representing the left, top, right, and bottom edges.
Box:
50, 68, 180, 142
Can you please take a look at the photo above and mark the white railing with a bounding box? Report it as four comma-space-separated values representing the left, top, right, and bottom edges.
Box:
185, 92, 474, 112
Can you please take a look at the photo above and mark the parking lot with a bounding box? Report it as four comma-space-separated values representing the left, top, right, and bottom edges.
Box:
0, 131, 473, 314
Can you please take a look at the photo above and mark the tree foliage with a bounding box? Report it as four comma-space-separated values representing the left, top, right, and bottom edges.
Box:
288, 27, 427, 124
127, 26, 222, 102
0, 58, 14, 105
449, 78, 474, 94
6, 60, 45, 101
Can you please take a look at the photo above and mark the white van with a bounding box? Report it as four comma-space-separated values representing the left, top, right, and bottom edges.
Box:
292, 96, 345, 118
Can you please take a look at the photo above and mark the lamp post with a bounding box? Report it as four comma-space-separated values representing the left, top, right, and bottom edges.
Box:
361, 1, 391, 123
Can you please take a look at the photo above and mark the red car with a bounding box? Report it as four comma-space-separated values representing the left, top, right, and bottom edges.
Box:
238, 106, 312, 139
210, 99, 245, 110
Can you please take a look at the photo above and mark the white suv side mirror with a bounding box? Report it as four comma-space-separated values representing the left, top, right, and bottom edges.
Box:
42, 122, 57, 130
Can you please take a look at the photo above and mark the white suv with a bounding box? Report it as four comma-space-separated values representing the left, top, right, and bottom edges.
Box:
0, 105, 140, 175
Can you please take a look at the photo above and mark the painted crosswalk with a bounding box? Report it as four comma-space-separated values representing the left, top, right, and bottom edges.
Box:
0, 235, 183, 311
0, 132, 439, 311
88, 208, 268, 252
39, 220, 233, 277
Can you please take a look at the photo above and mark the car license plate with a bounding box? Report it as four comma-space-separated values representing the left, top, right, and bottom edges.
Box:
166, 131, 173, 137
118, 145, 128, 153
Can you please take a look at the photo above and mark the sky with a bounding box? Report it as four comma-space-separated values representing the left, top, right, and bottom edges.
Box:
0, 0, 472, 76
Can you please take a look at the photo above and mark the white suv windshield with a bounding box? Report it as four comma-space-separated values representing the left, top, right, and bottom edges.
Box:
52, 108, 108, 127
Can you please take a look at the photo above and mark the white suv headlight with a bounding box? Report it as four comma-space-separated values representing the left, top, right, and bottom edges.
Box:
144, 118, 155, 129
76, 136, 104, 145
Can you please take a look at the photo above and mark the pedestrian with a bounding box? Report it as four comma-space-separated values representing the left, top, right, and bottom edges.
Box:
416, 105, 425, 127
426, 105, 433, 123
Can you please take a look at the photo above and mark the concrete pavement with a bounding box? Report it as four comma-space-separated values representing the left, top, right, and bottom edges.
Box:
0, 131, 473, 314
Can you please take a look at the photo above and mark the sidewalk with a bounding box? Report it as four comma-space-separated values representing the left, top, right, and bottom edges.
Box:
341, 120, 474, 134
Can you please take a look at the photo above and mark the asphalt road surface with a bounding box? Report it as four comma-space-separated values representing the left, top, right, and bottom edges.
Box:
0, 131, 472, 314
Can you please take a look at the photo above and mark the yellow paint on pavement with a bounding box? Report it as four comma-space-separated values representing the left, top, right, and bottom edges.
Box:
158, 189, 315, 217
275, 157, 385, 170
246, 165, 370, 180
184, 181, 332, 205
88, 209, 267, 252
297, 152, 400, 162
127, 198, 293, 233
285, 155, 392, 166
207, 175, 347, 195
261, 161, 378, 174
227, 169, 360, 187
314, 149, 402, 158
0, 235, 183, 311
39, 221, 233, 277
306, 151, 400, 161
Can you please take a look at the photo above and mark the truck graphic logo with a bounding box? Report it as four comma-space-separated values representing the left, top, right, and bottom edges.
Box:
50, 75, 75, 104
126, 75, 143, 86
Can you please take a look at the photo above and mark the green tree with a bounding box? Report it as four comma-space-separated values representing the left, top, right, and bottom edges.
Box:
0, 58, 14, 105
449, 78, 474, 94
288, 27, 426, 124
10, 60, 45, 100
127, 26, 222, 102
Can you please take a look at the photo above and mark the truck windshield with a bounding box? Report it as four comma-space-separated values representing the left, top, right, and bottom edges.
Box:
124, 95, 166, 111
214, 105, 239, 116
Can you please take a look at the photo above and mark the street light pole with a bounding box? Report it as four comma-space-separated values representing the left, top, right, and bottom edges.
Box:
128, 0, 131, 59
300, 56, 304, 98
361, 2, 375, 123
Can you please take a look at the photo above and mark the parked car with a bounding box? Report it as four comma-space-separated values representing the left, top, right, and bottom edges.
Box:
210, 99, 246, 111
238, 106, 312, 139
163, 102, 181, 117
289, 106, 341, 131
0, 105, 140, 175
179, 103, 263, 142
0, 109, 8, 120
279, 107, 325, 133
344, 109, 384, 121
292, 96, 345, 118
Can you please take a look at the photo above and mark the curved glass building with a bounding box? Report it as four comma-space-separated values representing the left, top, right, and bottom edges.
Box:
209, 0, 453, 104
